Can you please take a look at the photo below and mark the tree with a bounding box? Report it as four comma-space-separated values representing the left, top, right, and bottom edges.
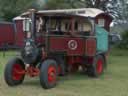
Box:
44, 0, 71, 9
37, 0, 87, 9
118, 30, 128, 49
119, 0, 128, 22
0, 0, 35, 21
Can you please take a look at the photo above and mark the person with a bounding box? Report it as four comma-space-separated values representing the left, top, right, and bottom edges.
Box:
36, 17, 43, 33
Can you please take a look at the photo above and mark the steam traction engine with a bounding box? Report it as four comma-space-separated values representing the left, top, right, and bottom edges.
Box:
4, 8, 112, 89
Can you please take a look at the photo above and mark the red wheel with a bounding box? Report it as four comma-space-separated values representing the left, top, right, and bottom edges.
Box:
48, 55, 66, 76
48, 66, 56, 84
40, 59, 58, 89
12, 64, 24, 81
96, 59, 103, 74
87, 55, 106, 77
4, 58, 25, 86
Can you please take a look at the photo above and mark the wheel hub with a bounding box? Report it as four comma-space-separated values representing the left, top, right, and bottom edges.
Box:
12, 64, 24, 81
48, 66, 56, 83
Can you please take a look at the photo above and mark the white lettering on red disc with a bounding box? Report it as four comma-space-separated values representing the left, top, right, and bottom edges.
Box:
68, 40, 78, 50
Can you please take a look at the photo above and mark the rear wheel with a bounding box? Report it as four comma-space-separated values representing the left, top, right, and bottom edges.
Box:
87, 55, 106, 77
40, 59, 58, 89
4, 58, 25, 86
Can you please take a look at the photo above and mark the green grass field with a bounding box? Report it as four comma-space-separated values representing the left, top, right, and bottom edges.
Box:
0, 49, 128, 96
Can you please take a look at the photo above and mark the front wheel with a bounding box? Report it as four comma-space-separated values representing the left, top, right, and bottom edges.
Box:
40, 59, 58, 89
87, 55, 106, 77
4, 58, 25, 86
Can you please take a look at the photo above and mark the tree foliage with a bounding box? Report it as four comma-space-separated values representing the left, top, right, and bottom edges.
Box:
0, 0, 35, 21
39, 0, 87, 9
118, 30, 128, 49
119, 0, 128, 22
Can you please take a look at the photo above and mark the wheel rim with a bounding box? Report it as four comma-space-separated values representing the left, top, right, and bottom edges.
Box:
48, 65, 56, 84
12, 64, 24, 81
96, 59, 103, 74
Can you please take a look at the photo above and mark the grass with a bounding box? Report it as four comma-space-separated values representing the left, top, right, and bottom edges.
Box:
0, 49, 128, 96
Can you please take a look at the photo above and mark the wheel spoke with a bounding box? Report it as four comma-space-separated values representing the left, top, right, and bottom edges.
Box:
48, 66, 56, 84
12, 64, 24, 80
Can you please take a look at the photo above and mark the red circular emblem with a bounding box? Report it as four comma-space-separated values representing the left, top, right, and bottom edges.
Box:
68, 40, 78, 50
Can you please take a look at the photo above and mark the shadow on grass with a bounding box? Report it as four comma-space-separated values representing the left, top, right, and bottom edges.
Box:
22, 77, 40, 87
21, 71, 106, 88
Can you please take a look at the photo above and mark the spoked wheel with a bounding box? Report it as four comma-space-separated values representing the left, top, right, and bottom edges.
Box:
40, 59, 58, 89
87, 55, 106, 77
4, 58, 25, 86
